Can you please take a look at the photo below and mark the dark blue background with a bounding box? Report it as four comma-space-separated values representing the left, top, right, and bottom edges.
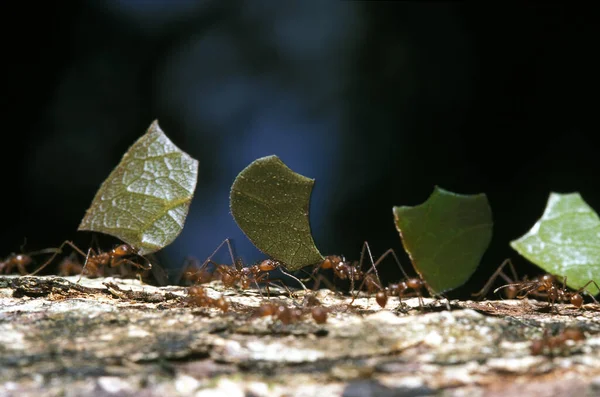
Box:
2, 2, 598, 298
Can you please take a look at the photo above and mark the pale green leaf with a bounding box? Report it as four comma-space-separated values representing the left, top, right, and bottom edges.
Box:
78, 120, 199, 255
510, 192, 600, 295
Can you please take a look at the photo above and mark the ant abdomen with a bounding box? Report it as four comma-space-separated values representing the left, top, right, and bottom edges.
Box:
375, 291, 388, 308
570, 294, 583, 308
311, 306, 328, 324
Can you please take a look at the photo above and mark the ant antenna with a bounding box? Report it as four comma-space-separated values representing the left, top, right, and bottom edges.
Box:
279, 267, 307, 291
201, 238, 237, 269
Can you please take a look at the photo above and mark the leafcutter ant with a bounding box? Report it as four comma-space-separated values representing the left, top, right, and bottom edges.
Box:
339, 242, 429, 309
179, 256, 213, 285
487, 261, 600, 309
29, 240, 152, 281
252, 292, 328, 324
190, 239, 306, 296
309, 242, 398, 301
0, 242, 60, 275
530, 327, 586, 356
57, 252, 84, 277
1, 253, 34, 275
187, 285, 229, 312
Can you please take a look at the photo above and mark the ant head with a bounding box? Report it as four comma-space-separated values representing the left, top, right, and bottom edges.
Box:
14, 254, 32, 266
112, 244, 136, 256
505, 285, 519, 299
258, 259, 278, 272
540, 274, 555, 285
322, 255, 342, 269
406, 278, 423, 290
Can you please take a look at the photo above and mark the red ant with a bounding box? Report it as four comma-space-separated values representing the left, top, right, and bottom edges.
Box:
309, 242, 396, 300
190, 239, 305, 295
187, 286, 229, 312
179, 256, 213, 285
0, 243, 60, 275
530, 327, 586, 356
383, 278, 428, 308
57, 253, 85, 277
253, 293, 328, 324
488, 262, 600, 309
29, 240, 151, 281
335, 242, 429, 309
1, 253, 34, 275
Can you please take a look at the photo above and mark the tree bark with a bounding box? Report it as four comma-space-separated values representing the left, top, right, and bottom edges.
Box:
2, 275, 600, 396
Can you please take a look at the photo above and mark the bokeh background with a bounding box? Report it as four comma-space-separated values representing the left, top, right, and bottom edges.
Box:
2, 2, 598, 298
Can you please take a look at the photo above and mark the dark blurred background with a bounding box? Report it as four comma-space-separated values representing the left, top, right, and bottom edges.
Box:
2, 2, 598, 298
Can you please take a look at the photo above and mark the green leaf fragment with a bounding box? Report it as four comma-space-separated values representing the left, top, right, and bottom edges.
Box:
510, 192, 600, 295
230, 155, 324, 271
393, 186, 493, 294
78, 120, 199, 255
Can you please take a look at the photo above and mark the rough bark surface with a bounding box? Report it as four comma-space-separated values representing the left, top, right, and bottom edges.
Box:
2, 275, 600, 397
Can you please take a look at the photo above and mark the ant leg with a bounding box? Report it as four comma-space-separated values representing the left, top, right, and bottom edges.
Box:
78, 247, 99, 283
279, 267, 307, 291
575, 279, 600, 304
472, 259, 517, 299
310, 272, 340, 294
199, 238, 236, 269
28, 240, 88, 276
374, 247, 411, 280
351, 244, 399, 305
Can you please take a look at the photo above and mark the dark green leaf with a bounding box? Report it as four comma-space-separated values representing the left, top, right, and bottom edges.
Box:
78, 120, 199, 255
230, 155, 323, 271
510, 192, 600, 295
393, 186, 493, 294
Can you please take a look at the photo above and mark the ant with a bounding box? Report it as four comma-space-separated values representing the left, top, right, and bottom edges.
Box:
190, 239, 305, 296
252, 293, 328, 324
0, 242, 60, 275
383, 278, 428, 308
1, 253, 34, 275
309, 242, 399, 300
179, 256, 214, 285
491, 267, 600, 309
530, 327, 586, 356
57, 252, 85, 277
336, 242, 429, 309
187, 286, 229, 312
30, 240, 152, 281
